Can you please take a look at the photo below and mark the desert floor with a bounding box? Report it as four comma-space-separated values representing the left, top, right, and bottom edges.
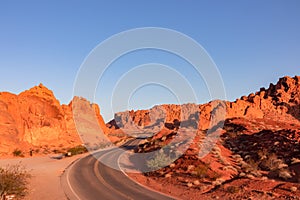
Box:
0, 154, 86, 200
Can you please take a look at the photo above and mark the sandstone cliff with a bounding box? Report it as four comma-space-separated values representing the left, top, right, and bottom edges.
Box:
0, 84, 107, 156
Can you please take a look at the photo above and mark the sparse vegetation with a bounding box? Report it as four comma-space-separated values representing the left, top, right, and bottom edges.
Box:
12, 149, 24, 157
66, 145, 88, 156
0, 164, 31, 200
52, 149, 63, 154
291, 157, 300, 164
146, 152, 172, 171
260, 153, 282, 171
278, 168, 292, 180
226, 185, 240, 194
241, 151, 293, 180
194, 164, 209, 178
243, 158, 259, 174
193, 162, 221, 181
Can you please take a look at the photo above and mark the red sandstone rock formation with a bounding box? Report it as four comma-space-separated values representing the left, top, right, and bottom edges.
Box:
129, 76, 300, 199
108, 76, 300, 131
1, 76, 299, 156
0, 84, 107, 156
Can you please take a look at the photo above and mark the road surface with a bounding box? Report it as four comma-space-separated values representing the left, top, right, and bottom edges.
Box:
61, 140, 174, 200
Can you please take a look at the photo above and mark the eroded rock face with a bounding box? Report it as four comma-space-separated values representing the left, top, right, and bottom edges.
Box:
227, 76, 300, 122
109, 76, 300, 131
0, 84, 107, 156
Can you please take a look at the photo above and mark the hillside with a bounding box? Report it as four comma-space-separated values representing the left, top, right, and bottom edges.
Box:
107, 76, 300, 199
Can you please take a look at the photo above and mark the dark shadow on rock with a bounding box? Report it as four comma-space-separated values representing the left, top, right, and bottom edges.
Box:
287, 104, 300, 121
119, 139, 143, 151
144, 118, 164, 129
275, 102, 300, 121
222, 129, 300, 162
222, 125, 300, 183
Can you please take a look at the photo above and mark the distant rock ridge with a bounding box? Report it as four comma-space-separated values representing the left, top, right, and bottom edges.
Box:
108, 76, 300, 131
1, 76, 299, 156
0, 84, 107, 156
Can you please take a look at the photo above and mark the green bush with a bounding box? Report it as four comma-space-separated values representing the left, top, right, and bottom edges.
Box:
194, 164, 209, 178
226, 186, 240, 194
193, 162, 221, 180
146, 152, 172, 171
67, 145, 88, 156
12, 149, 24, 157
0, 164, 31, 199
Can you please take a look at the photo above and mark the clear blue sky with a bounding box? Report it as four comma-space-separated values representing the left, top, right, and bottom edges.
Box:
0, 0, 300, 122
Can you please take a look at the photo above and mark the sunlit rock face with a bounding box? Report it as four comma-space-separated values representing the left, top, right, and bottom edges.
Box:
0, 84, 107, 156
108, 76, 300, 132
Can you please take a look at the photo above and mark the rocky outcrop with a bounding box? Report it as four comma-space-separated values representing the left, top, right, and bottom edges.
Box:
226, 76, 300, 121
0, 84, 107, 156
1, 76, 299, 156
108, 76, 300, 131
129, 76, 300, 199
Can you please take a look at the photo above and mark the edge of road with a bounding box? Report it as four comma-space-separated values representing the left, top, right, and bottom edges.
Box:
60, 147, 115, 200
60, 143, 178, 200
117, 153, 179, 200
60, 153, 88, 200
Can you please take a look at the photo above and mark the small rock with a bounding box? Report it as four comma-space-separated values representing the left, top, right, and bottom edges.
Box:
239, 172, 246, 177
169, 163, 176, 168
165, 174, 172, 178
187, 165, 195, 171
193, 180, 200, 185
278, 163, 288, 169
261, 176, 268, 180
290, 186, 297, 192
187, 182, 193, 187
246, 174, 255, 179
213, 178, 225, 186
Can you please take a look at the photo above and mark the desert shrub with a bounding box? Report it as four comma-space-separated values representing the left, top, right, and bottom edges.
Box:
211, 171, 222, 181
291, 158, 300, 164
52, 149, 63, 154
278, 168, 292, 180
193, 162, 221, 180
0, 164, 31, 200
257, 153, 293, 180
243, 158, 259, 173
260, 153, 284, 171
194, 164, 209, 178
257, 148, 268, 160
146, 152, 172, 171
226, 185, 240, 194
12, 149, 24, 157
67, 145, 88, 156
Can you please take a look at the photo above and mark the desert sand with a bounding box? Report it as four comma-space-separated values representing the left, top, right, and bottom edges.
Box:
0, 154, 86, 200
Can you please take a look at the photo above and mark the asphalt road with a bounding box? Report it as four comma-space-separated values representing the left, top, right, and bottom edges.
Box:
61, 140, 174, 200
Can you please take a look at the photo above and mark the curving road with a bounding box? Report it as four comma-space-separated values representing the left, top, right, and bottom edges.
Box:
61, 140, 174, 200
